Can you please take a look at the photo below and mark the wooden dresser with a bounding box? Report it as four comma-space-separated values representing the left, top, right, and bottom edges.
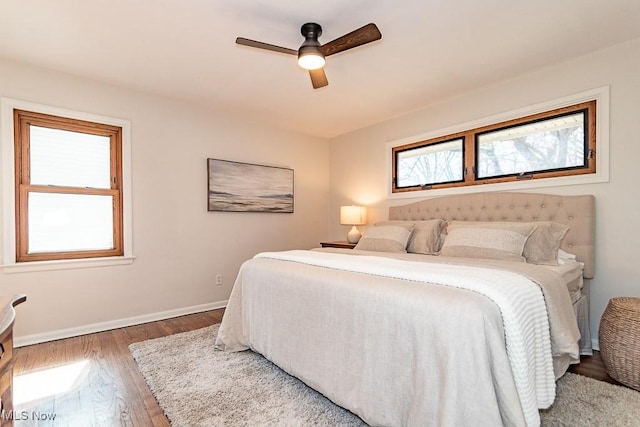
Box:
0, 294, 26, 425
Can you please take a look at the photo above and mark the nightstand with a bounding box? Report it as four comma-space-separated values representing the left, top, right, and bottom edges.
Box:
320, 241, 356, 249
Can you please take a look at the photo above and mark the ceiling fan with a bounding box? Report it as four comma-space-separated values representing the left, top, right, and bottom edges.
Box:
236, 22, 382, 89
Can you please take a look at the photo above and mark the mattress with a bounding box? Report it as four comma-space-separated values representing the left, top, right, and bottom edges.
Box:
542, 260, 584, 304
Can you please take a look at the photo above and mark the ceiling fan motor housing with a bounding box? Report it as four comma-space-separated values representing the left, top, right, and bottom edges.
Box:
300, 23, 322, 44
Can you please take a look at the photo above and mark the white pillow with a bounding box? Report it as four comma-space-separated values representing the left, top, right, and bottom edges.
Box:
557, 249, 577, 265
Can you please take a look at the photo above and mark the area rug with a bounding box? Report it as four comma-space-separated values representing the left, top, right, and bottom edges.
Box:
130, 325, 640, 426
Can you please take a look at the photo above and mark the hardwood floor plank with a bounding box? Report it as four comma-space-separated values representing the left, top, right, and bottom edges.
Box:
11, 308, 625, 426
90, 332, 135, 426
108, 329, 170, 427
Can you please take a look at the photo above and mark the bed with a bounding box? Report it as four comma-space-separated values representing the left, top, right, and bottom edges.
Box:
215, 191, 595, 427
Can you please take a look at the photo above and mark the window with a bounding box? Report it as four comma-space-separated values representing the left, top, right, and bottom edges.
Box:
394, 137, 465, 189
392, 100, 597, 193
13, 109, 123, 262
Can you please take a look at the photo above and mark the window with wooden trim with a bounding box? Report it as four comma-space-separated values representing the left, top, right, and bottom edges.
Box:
13, 109, 123, 262
392, 100, 596, 193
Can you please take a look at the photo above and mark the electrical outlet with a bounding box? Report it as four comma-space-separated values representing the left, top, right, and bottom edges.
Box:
215, 274, 223, 285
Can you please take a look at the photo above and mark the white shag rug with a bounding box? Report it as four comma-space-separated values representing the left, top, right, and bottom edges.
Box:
129, 325, 640, 426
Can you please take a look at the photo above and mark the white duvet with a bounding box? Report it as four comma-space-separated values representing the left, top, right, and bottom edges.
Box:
216, 250, 580, 427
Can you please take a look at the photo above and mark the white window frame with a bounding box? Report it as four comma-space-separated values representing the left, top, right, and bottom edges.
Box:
1, 98, 135, 273
386, 86, 610, 199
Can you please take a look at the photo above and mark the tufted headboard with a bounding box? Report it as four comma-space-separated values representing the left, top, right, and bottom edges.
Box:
389, 192, 595, 278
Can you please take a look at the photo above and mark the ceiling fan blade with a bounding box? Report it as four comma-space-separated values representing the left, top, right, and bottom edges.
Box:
309, 68, 328, 89
320, 23, 382, 57
235, 37, 297, 55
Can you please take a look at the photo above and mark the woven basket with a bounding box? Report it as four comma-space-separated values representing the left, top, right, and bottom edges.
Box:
599, 297, 640, 390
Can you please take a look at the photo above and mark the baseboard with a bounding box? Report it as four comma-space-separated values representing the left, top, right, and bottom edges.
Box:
14, 300, 228, 348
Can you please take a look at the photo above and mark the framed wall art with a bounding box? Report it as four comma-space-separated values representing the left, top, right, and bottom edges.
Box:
207, 158, 294, 213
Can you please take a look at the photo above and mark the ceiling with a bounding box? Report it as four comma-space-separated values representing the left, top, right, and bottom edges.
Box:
1, 1, 639, 139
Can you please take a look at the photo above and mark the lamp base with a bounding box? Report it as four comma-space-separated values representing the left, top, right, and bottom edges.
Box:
347, 225, 362, 244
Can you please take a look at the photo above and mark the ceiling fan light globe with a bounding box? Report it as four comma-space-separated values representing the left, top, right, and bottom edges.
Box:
298, 53, 325, 70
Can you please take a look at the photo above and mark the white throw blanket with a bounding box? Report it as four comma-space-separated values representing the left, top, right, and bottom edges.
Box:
254, 250, 555, 427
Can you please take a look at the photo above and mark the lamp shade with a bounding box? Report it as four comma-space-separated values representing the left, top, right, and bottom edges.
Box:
340, 206, 367, 225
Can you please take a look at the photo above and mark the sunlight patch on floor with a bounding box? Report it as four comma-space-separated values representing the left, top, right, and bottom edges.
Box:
14, 360, 90, 405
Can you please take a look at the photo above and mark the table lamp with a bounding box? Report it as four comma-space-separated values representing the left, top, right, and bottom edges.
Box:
340, 205, 367, 244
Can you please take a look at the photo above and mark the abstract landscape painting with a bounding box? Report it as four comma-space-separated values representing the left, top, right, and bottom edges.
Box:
207, 159, 294, 213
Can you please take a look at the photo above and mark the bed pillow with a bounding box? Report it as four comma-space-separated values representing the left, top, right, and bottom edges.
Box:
445, 220, 569, 265
523, 221, 569, 265
375, 219, 446, 255
557, 249, 578, 265
440, 222, 537, 262
354, 225, 414, 253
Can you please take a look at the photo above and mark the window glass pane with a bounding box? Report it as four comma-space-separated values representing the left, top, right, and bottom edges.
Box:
476, 112, 585, 179
396, 139, 464, 187
28, 192, 114, 253
29, 125, 111, 188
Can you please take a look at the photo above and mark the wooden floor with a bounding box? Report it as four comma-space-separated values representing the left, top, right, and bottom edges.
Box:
11, 309, 620, 425
567, 349, 622, 385
12, 309, 223, 426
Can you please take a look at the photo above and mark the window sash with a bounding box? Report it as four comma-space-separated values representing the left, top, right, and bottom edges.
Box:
395, 138, 465, 188
26, 190, 116, 253
475, 109, 589, 180
29, 125, 112, 188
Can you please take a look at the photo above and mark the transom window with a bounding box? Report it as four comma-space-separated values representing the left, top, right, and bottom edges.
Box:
392, 100, 596, 193
13, 109, 123, 262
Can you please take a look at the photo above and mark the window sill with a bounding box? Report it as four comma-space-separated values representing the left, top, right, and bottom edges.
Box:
1, 255, 136, 274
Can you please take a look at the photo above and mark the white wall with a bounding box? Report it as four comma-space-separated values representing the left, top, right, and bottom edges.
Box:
329, 38, 640, 348
0, 59, 330, 342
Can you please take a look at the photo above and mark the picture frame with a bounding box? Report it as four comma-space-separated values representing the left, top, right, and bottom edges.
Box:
207, 158, 294, 213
